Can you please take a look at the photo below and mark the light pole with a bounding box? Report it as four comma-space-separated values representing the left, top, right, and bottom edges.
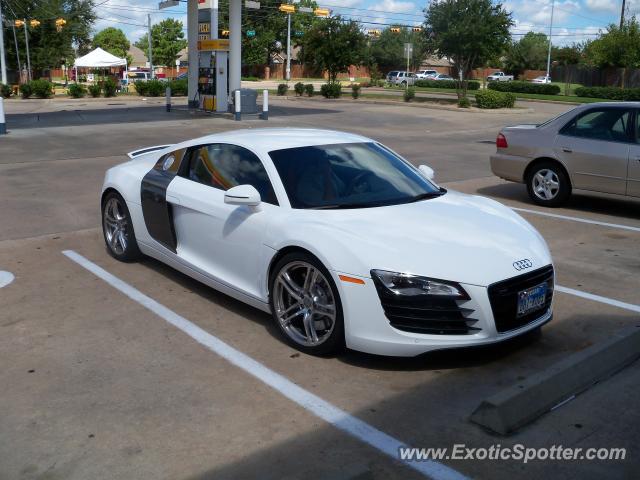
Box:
286, 12, 291, 81
0, 1, 7, 85
12, 24, 21, 82
147, 14, 154, 79
545, 0, 555, 80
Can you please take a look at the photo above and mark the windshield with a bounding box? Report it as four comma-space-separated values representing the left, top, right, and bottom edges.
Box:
269, 142, 443, 209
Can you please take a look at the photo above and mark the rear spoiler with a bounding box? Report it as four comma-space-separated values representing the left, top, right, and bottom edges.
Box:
127, 144, 173, 159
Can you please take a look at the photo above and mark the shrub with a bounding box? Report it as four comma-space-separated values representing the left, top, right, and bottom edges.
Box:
488, 81, 560, 95
369, 64, 383, 84
30, 79, 54, 98
241, 76, 259, 81
404, 87, 415, 102
68, 83, 87, 98
376, 79, 385, 87
19, 83, 32, 98
458, 97, 471, 108
351, 84, 361, 99
134, 80, 148, 96
320, 82, 342, 98
0, 83, 11, 98
414, 79, 481, 90
102, 78, 117, 97
277, 83, 289, 95
304, 83, 314, 97
146, 79, 166, 97
88, 84, 102, 98
294, 82, 305, 96
475, 90, 516, 109
168, 78, 187, 96
574, 86, 640, 100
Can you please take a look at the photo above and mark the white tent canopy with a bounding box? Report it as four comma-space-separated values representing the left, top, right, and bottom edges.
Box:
74, 47, 127, 68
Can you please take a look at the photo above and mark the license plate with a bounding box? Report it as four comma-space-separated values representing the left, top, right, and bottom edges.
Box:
517, 283, 547, 317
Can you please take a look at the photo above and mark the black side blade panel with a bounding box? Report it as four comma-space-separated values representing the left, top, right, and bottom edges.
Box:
140, 168, 177, 253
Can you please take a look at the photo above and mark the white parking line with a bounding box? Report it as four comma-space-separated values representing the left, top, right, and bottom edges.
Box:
512, 207, 640, 233
61, 250, 467, 480
556, 285, 640, 313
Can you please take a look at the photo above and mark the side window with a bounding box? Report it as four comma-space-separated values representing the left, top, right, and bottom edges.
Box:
186, 144, 278, 205
153, 148, 186, 175
561, 108, 632, 142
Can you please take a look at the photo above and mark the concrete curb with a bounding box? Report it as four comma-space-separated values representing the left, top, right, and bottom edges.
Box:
470, 324, 640, 435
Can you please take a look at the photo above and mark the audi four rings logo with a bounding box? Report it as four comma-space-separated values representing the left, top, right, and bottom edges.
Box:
513, 259, 533, 271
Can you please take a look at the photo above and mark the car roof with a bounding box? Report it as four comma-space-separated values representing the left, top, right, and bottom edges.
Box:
170, 128, 373, 154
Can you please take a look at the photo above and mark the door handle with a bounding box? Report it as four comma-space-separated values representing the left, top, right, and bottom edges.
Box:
562, 147, 572, 153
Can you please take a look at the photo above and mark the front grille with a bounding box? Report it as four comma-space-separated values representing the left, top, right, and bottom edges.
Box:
380, 297, 479, 335
488, 265, 554, 333
370, 275, 479, 336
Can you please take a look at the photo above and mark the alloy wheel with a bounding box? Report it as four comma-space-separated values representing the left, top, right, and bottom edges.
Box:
273, 261, 337, 347
103, 197, 129, 255
532, 169, 560, 201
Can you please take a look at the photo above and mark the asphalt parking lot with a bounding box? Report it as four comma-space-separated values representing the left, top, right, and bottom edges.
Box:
1, 97, 638, 479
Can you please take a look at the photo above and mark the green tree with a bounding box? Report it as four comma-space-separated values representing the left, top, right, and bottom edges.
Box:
552, 43, 583, 94
213, 0, 320, 68
93, 27, 132, 65
2, 0, 95, 73
423, 0, 513, 98
584, 17, 640, 88
367, 27, 426, 72
300, 16, 367, 82
503, 32, 549, 76
135, 18, 187, 68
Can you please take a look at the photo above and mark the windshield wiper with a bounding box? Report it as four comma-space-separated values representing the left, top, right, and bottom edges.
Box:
310, 202, 381, 210
407, 190, 446, 203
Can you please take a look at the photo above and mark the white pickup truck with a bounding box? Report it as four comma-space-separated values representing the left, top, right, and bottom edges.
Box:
487, 72, 513, 82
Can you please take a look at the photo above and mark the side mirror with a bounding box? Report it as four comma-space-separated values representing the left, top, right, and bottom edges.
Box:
224, 184, 261, 207
418, 164, 435, 181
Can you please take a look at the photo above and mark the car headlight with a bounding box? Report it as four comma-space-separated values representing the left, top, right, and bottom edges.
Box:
370, 269, 469, 299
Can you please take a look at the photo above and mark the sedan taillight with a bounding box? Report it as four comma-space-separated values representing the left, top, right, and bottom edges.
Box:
496, 133, 508, 149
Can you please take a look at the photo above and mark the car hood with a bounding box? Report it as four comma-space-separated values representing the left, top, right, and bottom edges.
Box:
281, 191, 551, 286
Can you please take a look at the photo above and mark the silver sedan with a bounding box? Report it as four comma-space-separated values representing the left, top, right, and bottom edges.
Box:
490, 102, 640, 206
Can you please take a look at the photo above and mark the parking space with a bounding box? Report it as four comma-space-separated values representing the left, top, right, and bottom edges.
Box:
1, 98, 638, 479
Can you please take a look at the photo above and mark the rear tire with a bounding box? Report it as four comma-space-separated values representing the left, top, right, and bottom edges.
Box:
526, 161, 571, 207
269, 252, 345, 356
101, 191, 142, 262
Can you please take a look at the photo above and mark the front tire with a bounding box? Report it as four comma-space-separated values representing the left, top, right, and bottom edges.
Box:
101, 191, 142, 262
269, 252, 345, 356
526, 161, 571, 207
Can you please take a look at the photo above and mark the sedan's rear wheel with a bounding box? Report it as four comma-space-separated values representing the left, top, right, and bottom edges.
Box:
269, 253, 344, 355
526, 162, 571, 207
102, 191, 141, 262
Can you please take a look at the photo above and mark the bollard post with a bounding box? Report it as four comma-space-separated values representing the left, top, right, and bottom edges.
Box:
234, 89, 241, 121
260, 89, 268, 120
0, 96, 6, 135
165, 86, 171, 112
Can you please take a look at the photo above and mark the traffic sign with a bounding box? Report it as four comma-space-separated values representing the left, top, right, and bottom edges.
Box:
158, 0, 179, 9
247, 30, 256, 37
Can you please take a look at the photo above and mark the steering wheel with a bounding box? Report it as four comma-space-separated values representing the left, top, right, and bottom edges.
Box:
345, 171, 375, 195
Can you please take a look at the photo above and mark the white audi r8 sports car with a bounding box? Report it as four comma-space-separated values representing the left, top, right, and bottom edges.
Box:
101, 128, 554, 356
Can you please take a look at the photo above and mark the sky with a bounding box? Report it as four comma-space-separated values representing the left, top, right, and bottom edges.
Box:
93, 0, 633, 47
